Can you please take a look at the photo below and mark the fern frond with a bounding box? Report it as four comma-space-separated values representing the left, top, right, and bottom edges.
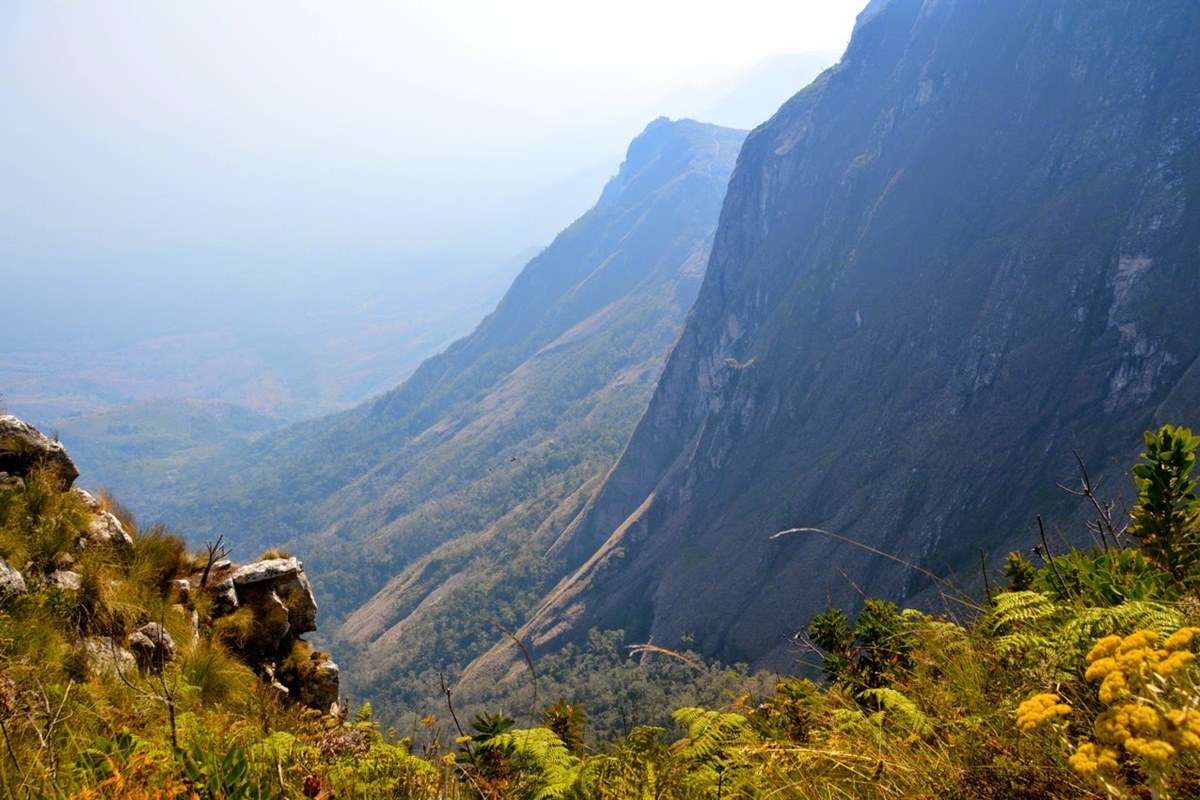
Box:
988, 591, 1058, 633
857, 687, 932, 737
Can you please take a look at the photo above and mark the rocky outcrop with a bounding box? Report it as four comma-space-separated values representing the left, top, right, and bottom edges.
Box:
229, 558, 318, 637
196, 555, 338, 713
0, 414, 78, 489
0, 414, 338, 714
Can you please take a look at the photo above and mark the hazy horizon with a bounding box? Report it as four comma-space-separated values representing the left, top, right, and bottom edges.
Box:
2, 1, 863, 423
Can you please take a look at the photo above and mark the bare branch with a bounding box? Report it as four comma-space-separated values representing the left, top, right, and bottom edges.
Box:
769, 527, 983, 611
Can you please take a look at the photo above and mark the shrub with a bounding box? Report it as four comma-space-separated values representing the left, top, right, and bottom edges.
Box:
1129, 425, 1200, 585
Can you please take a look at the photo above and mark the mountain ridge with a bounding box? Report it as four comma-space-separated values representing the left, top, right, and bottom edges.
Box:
150, 118, 748, 703
466, 0, 1200, 683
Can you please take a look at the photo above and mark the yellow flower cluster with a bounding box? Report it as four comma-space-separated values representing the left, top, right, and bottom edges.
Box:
1066, 742, 1119, 778
1069, 626, 1200, 781
1084, 628, 1198, 704
1015, 693, 1070, 732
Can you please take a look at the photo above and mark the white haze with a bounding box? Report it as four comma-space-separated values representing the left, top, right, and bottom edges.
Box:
0, 0, 862, 418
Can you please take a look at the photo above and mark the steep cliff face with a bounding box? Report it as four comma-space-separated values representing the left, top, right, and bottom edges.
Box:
161, 119, 746, 695
472, 0, 1200, 679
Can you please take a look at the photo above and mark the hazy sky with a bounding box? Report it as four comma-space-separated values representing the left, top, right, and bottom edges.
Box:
1, 1, 863, 265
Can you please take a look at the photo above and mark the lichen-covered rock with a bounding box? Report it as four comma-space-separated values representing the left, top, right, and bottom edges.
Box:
0, 415, 78, 489
82, 637, 136, 678
128, 623, 176, 673
229, 558, 301, 586
0, 558, 26, 597
50, 570, 81, 591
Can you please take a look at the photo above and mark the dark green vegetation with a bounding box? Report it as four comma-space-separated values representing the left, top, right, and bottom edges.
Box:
51, 400, 280, 517
147, 120, 747, 716
3, 420, 1199, 798
479, 0, 1200, 681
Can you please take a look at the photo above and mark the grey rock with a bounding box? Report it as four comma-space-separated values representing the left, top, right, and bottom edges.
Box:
0, 558, 26, 597
82, 637, 136, 678
209, 577, 239, 616
71, 489, 134, 549
89, 512, 133, 549
231, 558, 317, 637
50, 570, 81, 592
72, 487, 102, 511
128, 623, 176, 673
230, 557, 301, 586
252, 590, 293, 655
0, 415, 78, 489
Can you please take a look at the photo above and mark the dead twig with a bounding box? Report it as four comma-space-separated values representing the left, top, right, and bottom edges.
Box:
199, 534, 229, 589
489, 617, 539, 725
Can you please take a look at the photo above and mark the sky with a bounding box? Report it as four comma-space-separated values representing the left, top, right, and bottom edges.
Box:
0, 1, 863, 267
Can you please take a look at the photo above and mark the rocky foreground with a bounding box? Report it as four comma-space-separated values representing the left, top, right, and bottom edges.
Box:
0, 413, 339, 714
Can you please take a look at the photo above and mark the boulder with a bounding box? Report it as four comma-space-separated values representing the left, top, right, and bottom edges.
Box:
128, 623, 176, 673
82, 637, 136, 678
209, 577, 239, 616
0, 415, 78, 489
87, 511, 133, 549
0, 558, 26, 597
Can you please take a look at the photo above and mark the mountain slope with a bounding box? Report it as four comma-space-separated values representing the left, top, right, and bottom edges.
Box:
160, 119, 746, 696
470, 0, 1200, 682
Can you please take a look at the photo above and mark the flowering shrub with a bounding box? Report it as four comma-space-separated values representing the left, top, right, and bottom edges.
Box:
1015, 693, 1071, 733
1029, 626, 1200, 798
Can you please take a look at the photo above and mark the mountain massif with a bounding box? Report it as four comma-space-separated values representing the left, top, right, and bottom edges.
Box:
95, 0, 1200, 716
149, 119, 746, 699
469, 0, 1200, 681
